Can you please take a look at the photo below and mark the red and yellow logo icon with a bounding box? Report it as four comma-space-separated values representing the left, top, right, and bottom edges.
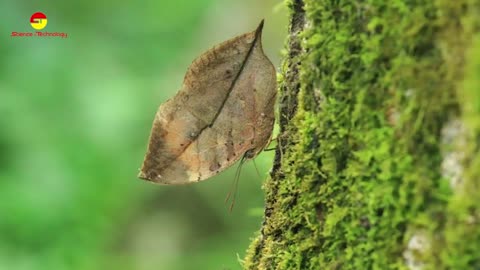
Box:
30, 12, 47, 30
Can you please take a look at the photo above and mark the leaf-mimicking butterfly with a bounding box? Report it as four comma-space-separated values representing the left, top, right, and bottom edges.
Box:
138, 20, 276, 185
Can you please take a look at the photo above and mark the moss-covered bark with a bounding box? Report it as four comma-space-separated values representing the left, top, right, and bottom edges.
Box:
244, 0, 480, 269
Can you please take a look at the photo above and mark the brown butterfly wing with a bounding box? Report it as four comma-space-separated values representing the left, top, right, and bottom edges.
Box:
139, 21, 276, 184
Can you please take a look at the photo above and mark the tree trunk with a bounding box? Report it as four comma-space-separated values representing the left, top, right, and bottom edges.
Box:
244, 0, 480, 269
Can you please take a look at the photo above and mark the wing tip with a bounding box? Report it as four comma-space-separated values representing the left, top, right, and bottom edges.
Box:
138, 170, 153, 181
256, 19, 265, 35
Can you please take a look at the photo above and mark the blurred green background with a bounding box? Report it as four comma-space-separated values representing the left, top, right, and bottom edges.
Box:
0, 1, 287, 269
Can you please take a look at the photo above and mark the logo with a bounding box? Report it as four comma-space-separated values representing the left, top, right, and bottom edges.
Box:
11, 12, 68, 39
30, 12, 48, 30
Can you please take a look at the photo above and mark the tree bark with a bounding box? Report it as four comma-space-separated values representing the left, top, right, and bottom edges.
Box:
244, 0, 480, 269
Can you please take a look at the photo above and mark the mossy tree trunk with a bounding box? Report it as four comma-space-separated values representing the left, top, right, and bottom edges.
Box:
244, 0, 480, 269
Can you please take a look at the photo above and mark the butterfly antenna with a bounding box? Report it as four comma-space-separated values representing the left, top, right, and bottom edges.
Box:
225, 155, 247, 212
252, 158, 261, 178
225, 164, 240, 204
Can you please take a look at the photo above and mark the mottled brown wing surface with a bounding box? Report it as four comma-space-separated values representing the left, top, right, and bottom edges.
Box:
138, 20, 276, 184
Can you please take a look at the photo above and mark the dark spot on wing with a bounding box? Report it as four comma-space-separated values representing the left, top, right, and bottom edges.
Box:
225, 70, 233, 79
209, 162, 221, 172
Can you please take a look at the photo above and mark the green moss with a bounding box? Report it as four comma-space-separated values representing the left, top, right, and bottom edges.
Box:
441, 19, 480, 269
245, 0, 480, 269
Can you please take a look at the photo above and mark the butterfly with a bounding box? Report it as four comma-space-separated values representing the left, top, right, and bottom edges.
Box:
138, 20, 276, 185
